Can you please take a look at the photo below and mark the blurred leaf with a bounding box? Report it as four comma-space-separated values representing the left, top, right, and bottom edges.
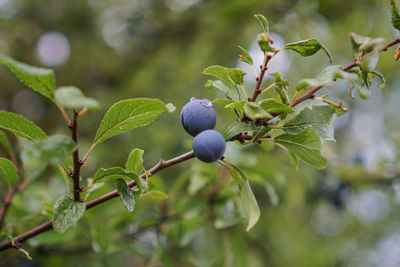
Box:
55, 86, 100, 110
125, 148, 144, 175
296, 65, 369, 99
203, 65, 236, 87
258, 99, 294, 114
52, 195, 86, 233
142, 190, 168, 200
282, 105, 335, 141
275, 130, 327, 169
116, 178, 136, 212
0, 54, 55, 101
0, 130, 12, 153
214, 200, 245, 229
350, 33, 385, 53
93, 167, 146, 191
244, 102, 273, 119
0, 111, 47, 142
21, 135, 77, 166
238, 46, 254, 65
227, 68, 246, 86
93, 98, 168, 145
250, 175, 279, 207
41, 202, 53, 219
254, 14, 269, 33
219, 161, 260, 231
282, 39, 332, 63
390, 0, 400, 30
0, 158, 18, 189
224, 121, 257, 141
359, 54, 380, 72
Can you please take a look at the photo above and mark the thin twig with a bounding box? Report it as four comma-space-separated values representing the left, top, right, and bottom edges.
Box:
70, 110, 82, 202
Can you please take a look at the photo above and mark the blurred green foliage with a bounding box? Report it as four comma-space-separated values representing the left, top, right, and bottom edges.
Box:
1, 0, 400, 266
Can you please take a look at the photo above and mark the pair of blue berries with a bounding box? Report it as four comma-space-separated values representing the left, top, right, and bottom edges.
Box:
180, 98, 226, 163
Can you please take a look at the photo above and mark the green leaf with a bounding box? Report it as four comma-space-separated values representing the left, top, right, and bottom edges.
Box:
275, 130, 327, 169
254, 14, 269, 33
219, 161, 260, 231
0, 54, 56, 101
93, 167, 147, 191
350, 33, 385, 54
203, 65, 236, 88
390, 0, 400, 30
296, 65, 369, 99
252, 126, 271, 141
52, 195, 86, 233
206, 80, 238, 99
282, 38, 332, 63
244, 102, 273, 120
125, 148, 144, 175
227, 68, 246, 86
258, 99, 294, 114
0, 111, 47, 142
55, 86, 100, 110
225, 100, 246, 111
0, 158, 18, 189
282, 105, 336, 141
212, 98, 234, 107
238, 46, 254, 65
0, 130, 12, 153
272, 73, 289, 87
21, 135, 77, 167
224, 121, 257, 141
93, 98, 168, 145
116, 178, 136, 212
214, 200, 245, 229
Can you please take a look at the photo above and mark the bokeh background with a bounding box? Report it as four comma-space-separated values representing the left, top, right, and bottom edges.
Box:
1, 0, 400, 266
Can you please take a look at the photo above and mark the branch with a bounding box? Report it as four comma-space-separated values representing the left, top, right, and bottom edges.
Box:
0, 189, 16, 228
250, 53, 272, 102
70, 110, 82, 202
0, 151, 195, 251
290, 38, 400, 107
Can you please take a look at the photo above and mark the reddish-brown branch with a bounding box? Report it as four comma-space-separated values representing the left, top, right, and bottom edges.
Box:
250, 53, 272, 102
0, 179, 27, 228
71, 110, 82, 202
0, 189, 16, 228
290, 38, 400, 107
0, 150, 195, 251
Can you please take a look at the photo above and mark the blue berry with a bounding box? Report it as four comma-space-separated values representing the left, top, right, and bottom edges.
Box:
193, 129, 226, 163
180, 98, 216, 136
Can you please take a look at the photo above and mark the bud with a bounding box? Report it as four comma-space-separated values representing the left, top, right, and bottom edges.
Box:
257, 33, 276, 52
